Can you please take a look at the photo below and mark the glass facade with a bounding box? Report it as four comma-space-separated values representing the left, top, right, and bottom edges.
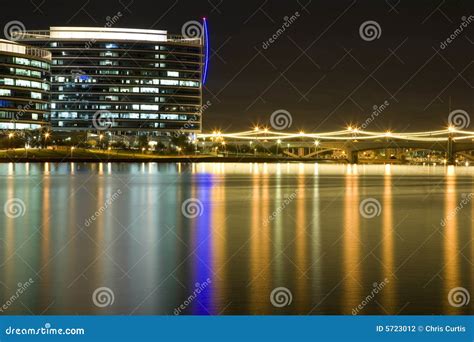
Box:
0, 40, 51, 130
19, 27, 203, 134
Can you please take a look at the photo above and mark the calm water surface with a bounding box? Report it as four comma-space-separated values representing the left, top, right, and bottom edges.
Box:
0, 162, 473, 315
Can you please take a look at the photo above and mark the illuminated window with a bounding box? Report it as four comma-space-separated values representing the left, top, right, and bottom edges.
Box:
161, 79, 179, 86
31, 92, 42, 99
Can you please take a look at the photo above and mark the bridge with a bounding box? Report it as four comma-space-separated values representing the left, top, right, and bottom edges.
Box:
197, 126, 474, 164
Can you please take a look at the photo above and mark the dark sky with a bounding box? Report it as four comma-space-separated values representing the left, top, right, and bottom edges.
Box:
2, 0, 472, 132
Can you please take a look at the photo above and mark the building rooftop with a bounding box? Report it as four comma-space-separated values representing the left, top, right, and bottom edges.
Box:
0, 39, 51, 60
18, 27, 202, 45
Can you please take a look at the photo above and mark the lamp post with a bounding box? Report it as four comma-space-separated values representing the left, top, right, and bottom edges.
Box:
44, 132, 50, 148
8, 133, 13, 150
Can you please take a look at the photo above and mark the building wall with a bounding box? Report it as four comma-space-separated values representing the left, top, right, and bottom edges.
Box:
0, 41, 51, 130
21, 29, 203, 135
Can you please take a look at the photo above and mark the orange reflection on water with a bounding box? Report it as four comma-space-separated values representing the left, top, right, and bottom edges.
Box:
211, 172, 227, 312
295, 170, 309, 310
443, 169, 460, 314
249, 167, 272, 313
342, 168, 361, 313
381, 166, 396, 312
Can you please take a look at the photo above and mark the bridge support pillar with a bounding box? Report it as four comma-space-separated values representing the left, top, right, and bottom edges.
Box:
348, 150, 358, 164
447, 137, 455, 165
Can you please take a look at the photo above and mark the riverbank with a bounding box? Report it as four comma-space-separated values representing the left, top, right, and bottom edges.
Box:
0, 148, 336, 163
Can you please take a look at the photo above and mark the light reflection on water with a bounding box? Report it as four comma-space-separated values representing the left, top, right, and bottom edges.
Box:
0, 163, 472, 315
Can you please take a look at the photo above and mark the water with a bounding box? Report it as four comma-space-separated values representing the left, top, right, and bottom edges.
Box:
0, 162, 473, 315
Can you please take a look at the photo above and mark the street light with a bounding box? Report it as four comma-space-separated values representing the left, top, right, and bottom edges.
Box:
276, 139, 281, 156
8, 133, 13, 150
71, 146, 75, 158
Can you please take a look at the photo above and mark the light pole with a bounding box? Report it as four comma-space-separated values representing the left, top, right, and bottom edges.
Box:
8, 133, 13, 150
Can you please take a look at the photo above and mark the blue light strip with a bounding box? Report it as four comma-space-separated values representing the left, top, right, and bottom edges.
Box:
202, 18, 209, 85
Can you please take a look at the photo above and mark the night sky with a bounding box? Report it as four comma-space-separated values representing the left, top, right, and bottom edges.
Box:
1, 0, 472, 132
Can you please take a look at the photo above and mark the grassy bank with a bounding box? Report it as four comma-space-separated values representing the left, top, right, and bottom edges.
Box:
0, 148, 329, 163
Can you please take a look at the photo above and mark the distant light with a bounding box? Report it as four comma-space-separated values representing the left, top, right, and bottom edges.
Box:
448, 125, 456, 132
314, 140, 320, 146
264, 128, 268, 133
277, 139, 282, 144
385, 131, 392, 137
299, 131, 305, 135
347, 126, 353, 131
254, 126, 259, 132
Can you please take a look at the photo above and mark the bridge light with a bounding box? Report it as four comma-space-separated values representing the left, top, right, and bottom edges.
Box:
314, 140, 320, 146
